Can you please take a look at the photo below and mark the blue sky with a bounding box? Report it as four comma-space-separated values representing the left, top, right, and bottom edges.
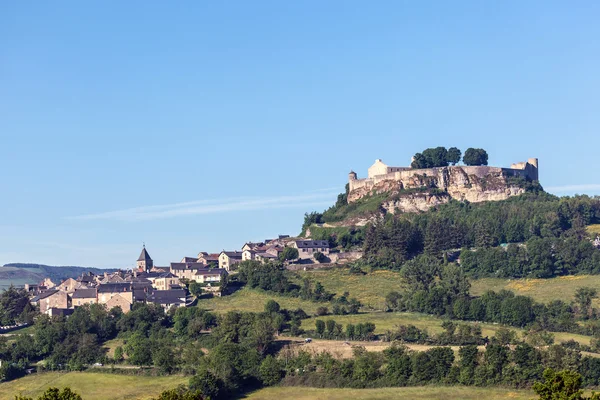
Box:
1, 1, 599, 268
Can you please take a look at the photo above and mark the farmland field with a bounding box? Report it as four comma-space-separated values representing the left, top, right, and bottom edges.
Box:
0, 371, 187, 400
197, 287, 320, 314
245, 386, 535, 400
294, 268, 403, 309
298, 311, 594, 346
471, 275, 600, 306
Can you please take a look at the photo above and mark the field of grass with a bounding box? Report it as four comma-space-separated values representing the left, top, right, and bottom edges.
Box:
587, 224, 600, 236
246, 386, 534, 400
298, 311, 593, 346
0, 371, 187, 400
294, 268, 402, 310
198, 287, 320, 314
471, 275, 600, 306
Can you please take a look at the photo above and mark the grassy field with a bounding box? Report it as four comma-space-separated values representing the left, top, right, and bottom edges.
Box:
294, 268, 403, 310
246, 386, 535, 400
587, 224, 600, 236
0, 371, 187, 400
298, 311, 593, 346
198, 287, 320, 314
471, 275, 600, 306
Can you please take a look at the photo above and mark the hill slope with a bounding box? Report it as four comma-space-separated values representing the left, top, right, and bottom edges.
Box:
0, 263, 117, 288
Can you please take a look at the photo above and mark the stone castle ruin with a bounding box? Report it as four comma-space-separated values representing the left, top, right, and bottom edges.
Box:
347, 158, 539, 213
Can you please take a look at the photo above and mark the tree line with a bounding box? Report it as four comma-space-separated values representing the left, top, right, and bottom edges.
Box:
410, 147, 489, 168
362, 193, 600, 277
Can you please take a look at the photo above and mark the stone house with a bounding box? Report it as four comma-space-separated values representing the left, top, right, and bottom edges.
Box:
72, 288, 97, 307
97, 283, 133, 310
42, 278, 56, 289
180, 256, 199, 263
145, 289, 187, 311
197, 252, 220, 266
255, 252, 279, 263
57, 278, 83, 293
242, 249, 256, 261
170, 262, 208, 280
35, 290, 69, 314
241, 242, 264, 252
288, 240, 330, 260
193, 268, 227, 284
218, 251, 243, 271
152, 273, 181, 290
105, 293, 132, 312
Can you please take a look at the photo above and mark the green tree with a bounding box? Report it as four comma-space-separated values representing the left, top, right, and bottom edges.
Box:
15, 387, 83, 400
188, 367, 221, 398
153, 345, 179, 374
313, 251, 327, 263
463, 148, 489, 166
532, 368, 588, 400
113, 346, 124, 363
315, 320, 325, 338
188, 282, 203, 298
259, 355, 283, 386
447, 147, 462, 165
264, 300, 280, 314
279, 247, 299, 262
574, 287, 598, 319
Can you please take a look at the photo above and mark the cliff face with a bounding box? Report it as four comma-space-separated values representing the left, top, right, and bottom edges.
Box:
349, 166, 527, 214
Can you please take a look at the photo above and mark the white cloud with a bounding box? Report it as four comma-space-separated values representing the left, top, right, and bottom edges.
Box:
68, 190, 339, 222
545, 184, 600, 193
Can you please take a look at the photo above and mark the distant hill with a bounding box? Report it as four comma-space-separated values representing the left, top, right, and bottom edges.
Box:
0, 263, 119, 288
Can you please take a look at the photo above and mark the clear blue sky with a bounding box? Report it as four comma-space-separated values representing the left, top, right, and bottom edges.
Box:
1, 1, 599, 268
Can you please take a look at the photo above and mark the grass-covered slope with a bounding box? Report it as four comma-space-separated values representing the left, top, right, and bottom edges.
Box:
246, 386, 534, 400
0, 371, 187, 400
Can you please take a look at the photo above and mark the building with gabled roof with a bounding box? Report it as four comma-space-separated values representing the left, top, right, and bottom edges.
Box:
145, 289, 187, 311
218, 251, 243, 271
72, 288, 97, 307
288, 240, 330, 260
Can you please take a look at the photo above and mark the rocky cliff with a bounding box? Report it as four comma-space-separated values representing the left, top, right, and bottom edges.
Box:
350, 166, 529, 214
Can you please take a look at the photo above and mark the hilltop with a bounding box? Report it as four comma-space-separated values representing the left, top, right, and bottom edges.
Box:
0, 263, 117, 289
305, 148, 543, 228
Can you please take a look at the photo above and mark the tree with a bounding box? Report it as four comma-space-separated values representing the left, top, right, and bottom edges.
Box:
447, 147, 462, 165
153, 345, 179, 374
315, 320, 325, 338
188, 282, 203, 298
125, 333, 153, 366
15, 387, 83, 400
113, 346, 124, 363
264, 300, 281, 314
0, 286, 32, 325
259, 355, 283, 386
313, 251, 327, 263
279, 247, 299, 262
463, 148, 489, 166
574, 287, 597, 318
188, 368, 220, 398
410, 152, 427, 169
532, 368, 590, 400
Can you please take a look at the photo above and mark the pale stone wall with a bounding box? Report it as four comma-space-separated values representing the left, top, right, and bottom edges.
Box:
40, 291, 68, 314
105, 294, 132, 312
73, 297, 96, 307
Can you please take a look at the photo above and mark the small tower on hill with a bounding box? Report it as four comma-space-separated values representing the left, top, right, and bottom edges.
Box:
137, 245, 153, 272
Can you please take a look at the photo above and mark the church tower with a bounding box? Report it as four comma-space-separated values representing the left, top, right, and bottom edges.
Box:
136, 245, 153, 272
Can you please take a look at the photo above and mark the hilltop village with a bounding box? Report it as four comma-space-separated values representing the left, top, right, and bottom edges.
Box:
25, 236, 339, 316
20, 151, 546, 317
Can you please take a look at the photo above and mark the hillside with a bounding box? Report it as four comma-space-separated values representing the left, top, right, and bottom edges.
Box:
0, 263, 117, 289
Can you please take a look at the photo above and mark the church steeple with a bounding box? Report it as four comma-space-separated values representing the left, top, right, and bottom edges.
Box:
136, 244, 153, 272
